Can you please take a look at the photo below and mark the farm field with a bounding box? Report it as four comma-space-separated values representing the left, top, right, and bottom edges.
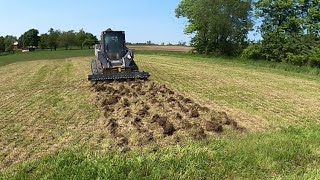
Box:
128, 45, 192, 52
1, 49, 320, 179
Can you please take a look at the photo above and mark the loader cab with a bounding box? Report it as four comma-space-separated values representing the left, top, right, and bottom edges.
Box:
102, 31, 126, 60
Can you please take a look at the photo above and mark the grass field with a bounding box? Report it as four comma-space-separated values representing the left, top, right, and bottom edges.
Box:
0, 49, 93, 67
1, 49, 320, 179
128, 45, 193, 53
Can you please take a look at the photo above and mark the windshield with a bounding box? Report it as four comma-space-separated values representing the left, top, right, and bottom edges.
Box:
104, 34, 123, 53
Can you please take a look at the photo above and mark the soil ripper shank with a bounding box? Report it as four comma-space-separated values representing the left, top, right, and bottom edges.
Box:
88, 30, 150, 81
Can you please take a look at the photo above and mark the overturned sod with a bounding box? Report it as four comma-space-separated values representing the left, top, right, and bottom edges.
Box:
92, 80, 242, 151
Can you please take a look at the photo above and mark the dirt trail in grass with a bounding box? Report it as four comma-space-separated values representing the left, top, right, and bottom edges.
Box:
92, 81, 243, 151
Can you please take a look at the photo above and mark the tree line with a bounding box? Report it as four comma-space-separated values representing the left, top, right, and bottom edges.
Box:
0, 28, 188, 54
0, 28, 98, 53
176, 0, 320, 67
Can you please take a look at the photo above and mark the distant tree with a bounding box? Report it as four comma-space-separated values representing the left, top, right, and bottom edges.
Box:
82, 39, 95, 49
22, 29, 40, 47
161, 42, 165, 46
178, 41, 187, 46
17, 35, 24, 49
147, 40, 152, 45
176, 0, 253, 55
4, 35, 17, 53
0, 36, 5, 52
76, 29, 87, 49
77, 30, 98, 49
48, 28, 61, 51
106, 28, 112, 31
39, 33, 49, 49
59, 30, 77, 50
83, 33, 98, 49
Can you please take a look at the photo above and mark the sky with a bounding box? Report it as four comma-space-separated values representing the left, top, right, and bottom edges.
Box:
0, 0, 261, 44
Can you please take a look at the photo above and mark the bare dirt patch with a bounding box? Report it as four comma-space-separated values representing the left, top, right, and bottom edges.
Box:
92, 80, 244, 151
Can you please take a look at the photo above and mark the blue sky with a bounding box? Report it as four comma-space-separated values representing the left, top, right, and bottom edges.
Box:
0, 0, 261, 44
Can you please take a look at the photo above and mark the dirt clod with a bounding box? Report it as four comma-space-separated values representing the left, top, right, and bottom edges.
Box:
190, 126, 207, 140
200, 106, 210, 112
107, 119, 118, 135
190, 108, 200, 118
117, 137, 129, 147
150, 98, 158, 104
137, 107, 149, 117
102, 96, 119, 106
167, 97, 176, 103
168, 90, 175, 95
205, 121, 223, 133
123, 98, 130, 107
184, 98, 193, 104
152, 115, 176, 135
176, 113, 182, 120
95, 85, 106, 91
178, 102, 189, 113
124, 109, 132, 117
163, 121, 176, 136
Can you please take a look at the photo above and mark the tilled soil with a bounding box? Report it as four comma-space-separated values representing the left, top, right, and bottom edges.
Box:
92, 80, 243, 151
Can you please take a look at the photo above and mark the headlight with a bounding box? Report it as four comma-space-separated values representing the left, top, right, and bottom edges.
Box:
127, 54, 132, 59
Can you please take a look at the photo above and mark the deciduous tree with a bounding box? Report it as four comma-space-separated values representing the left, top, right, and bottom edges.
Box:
77, 29, 98, 49
48, 28, 61, 51
253, 0, 320, 65
59, 30, 77, 50
0, 36, 5, 52
22, 29, 40, 47
4, 35, 17, 52
76, 29, 87, 49
40, 33, 49, 49
176, 0, 253, 55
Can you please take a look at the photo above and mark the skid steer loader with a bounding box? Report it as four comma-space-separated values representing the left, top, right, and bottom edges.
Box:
88, 31, 150, 81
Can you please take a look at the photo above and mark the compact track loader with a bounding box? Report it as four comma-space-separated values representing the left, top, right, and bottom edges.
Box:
88, 31, 150, 81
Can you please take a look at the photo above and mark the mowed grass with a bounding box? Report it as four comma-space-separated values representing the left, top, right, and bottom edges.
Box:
0, 49, 93, 67
0, 57, 105, 169
1, 50, 320, 179
128, 45, 193, 53
139, 54, 320, 129
3, 127, 320, 179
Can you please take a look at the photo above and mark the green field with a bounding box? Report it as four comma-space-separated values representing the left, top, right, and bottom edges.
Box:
1, 50, 320, 179
0, 49, 93, 67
